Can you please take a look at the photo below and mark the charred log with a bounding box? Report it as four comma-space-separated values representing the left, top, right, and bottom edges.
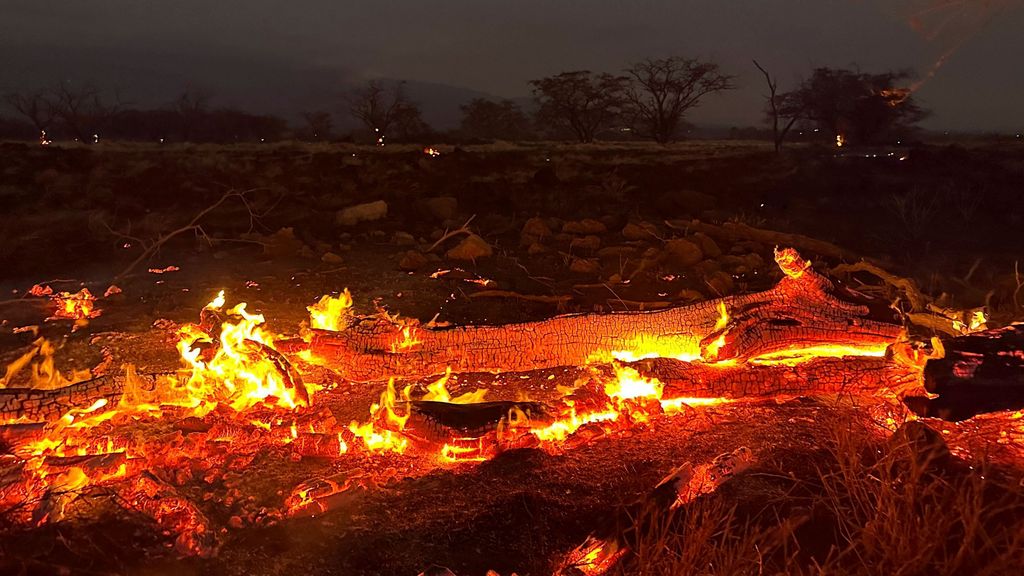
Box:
298, 249, 903, 382
630, 356, 921, 400
403, 400, 548, 444
913, 323, 1024, 420
0, 373, 134, 424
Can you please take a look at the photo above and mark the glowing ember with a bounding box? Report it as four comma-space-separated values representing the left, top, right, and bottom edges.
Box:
50, 288, 100, 320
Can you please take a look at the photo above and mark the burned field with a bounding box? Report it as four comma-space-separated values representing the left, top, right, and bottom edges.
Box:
2, 140, 1024, 575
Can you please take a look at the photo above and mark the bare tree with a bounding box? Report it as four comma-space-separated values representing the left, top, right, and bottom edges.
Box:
301, 111, 333, 141
530, 71, 629, 143
624, 57, 734, 144
346, 80, 422, 145
3, 89, 56, 134
459, 98, 532, 141
49, 82, 122, 143
753, 60, 801, 153
174, 87, 211, 141
778, 67, 928, 145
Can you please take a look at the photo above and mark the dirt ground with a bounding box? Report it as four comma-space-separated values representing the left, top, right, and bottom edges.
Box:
1, 140, 1023, 575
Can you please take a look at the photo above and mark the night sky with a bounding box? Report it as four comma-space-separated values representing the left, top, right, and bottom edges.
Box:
2, 1, 1022, 131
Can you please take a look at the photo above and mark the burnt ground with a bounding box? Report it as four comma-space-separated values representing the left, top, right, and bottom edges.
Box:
1, 140, 1024, 575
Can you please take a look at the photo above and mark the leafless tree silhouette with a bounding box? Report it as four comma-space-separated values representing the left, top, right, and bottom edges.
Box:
753, 60, 801, 153
624, 57, 733, 143
530, 71, 629, 143
346, 80, 424, 145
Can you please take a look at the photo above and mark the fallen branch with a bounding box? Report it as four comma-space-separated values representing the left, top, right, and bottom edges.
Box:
467, 290, 572, 306
426, 214, 476, 253
110, 190, 258, 282
831, 260, 928, 312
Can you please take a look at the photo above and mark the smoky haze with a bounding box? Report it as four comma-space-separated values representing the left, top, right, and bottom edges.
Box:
1, 0, 1021, 132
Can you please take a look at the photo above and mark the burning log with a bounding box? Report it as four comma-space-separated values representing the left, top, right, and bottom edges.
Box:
298, 249, 903, 382
912, 323, 1024, 420
628, 355, 921, 400
403, 400, 548, 445
119, 472, 216, 557
0, 372, 161, 424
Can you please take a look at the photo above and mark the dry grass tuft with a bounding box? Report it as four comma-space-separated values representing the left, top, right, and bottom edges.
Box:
617, 418, 1024, 575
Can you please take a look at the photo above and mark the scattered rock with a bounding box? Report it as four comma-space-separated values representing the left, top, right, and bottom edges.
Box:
570, 235, 601, 251
527, 242, 548, 256
692, 232, 722, 258
677, 288, 705, 302
320, 252, 344, 265
569, 258, 601, 275
664, 238, 704, 268
446, 234, 493, 261
697, 259, 722, 276
392, 231, 417, 246
705, 270, 735, 295
734, 240, 765, 254
563, 219, 607, 235
261, 227, 306, 259
622, 221, 658, 241
887, 421, 951, 471
520, 217, 553, 246
424, 197, 458, 221
597, 245, 637, 259
336, 200, 388, 226
399, 250, 429, 271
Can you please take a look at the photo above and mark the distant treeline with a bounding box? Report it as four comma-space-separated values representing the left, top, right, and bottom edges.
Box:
2, 60, 942, 148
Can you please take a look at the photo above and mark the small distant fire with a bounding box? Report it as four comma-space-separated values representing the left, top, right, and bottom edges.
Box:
423, 147, 441, 157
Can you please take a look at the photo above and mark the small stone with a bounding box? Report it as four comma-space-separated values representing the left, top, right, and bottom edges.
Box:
261, 227, 304, 259
563, 218, 607, 235
887, 421, 951, 471
570, 235, 601, 251
228, 516, 244, 529
598, 245, 637, 259
697, 259, 722, 275
446, 234, 493, 261
527, 242, 548, 255
569, 258, 600, 275
705, 270, 735, 295
521, 217, 553, 246
336, 200, 388, 226
392, 231, 417, 246
692, 233, 721, 258
677, 289, 705, 302
664, 238, 704, 268
622, 221, 657, 241
320, 252, 344, 265
424, 196, 458, 221
399, 250, 429, 271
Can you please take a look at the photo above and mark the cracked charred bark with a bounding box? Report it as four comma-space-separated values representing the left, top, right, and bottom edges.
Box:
297, 249, 904, 382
